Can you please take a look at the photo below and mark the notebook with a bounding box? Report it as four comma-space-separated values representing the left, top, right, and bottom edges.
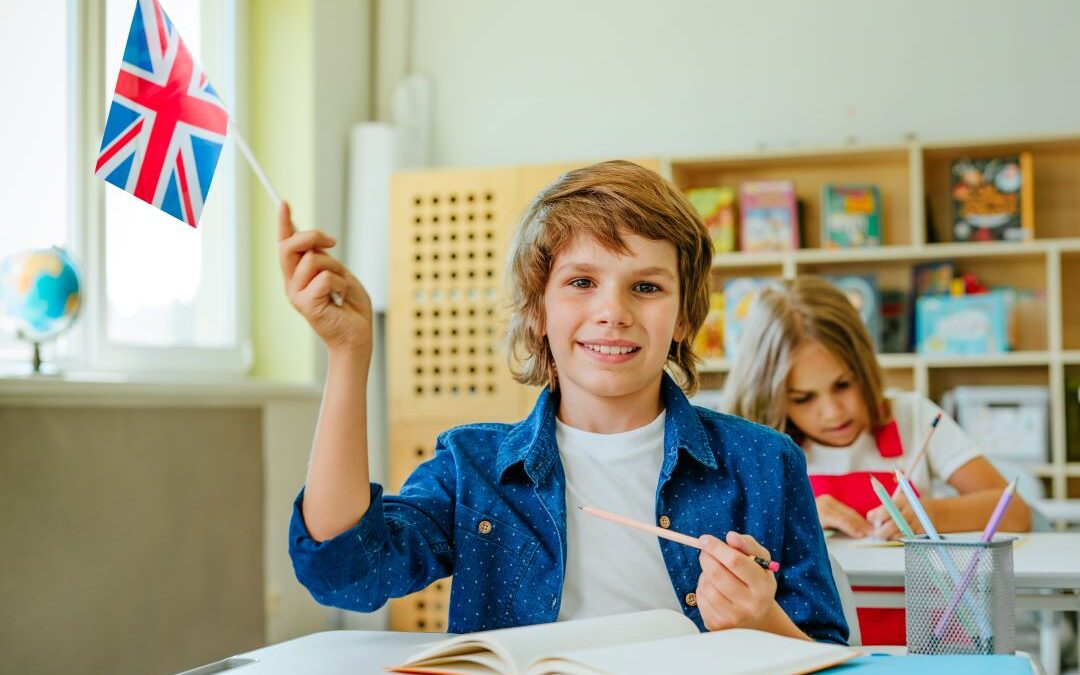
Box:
389, 609, 857, 675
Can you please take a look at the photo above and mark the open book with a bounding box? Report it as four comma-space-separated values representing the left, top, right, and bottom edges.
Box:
389, 609, 856, 675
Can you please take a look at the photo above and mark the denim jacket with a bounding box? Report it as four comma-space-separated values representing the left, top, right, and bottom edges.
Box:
289, 373, 848, 643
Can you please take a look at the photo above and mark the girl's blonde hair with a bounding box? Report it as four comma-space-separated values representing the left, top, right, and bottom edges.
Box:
720, 276, 888, 443
505, 160, 713, 394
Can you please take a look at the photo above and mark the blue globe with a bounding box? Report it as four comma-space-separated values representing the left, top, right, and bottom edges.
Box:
0, 246, 82, 342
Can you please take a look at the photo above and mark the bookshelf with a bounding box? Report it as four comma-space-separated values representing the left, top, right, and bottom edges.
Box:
385, 135, 1080, 630
672, 134, 1080, 503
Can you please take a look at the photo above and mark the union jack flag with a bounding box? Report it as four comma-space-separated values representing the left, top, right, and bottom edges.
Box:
95, 0, 229, 228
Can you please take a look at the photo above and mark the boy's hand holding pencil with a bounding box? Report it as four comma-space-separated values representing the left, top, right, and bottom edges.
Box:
696, 532, 782, 633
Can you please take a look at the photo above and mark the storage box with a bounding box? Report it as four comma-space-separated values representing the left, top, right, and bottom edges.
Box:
915, 292, 1009, 355
947, 385, 1049, 462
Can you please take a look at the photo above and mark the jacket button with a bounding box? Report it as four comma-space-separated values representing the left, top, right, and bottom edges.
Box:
478, 520, 492, 535
685, 592, 697, 607
659, 515, 671, 529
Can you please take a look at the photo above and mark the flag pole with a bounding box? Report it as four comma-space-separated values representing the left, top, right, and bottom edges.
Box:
229, 119, 280, 205
229, 119, 344, 307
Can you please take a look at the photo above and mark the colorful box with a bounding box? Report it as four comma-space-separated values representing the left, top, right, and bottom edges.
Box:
915, 291, 1009, 355
738, 181, 799, 252
821, 184, 882, 248
722, 277, 778, 359
950, 153, 1034, 243
686, 187, 737, 254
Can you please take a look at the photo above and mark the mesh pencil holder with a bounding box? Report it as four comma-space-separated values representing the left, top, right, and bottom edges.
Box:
902, 535, 1016, 655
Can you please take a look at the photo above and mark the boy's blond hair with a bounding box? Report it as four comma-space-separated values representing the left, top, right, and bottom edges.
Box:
720, 276, 888, 443
505, 160, 713, 394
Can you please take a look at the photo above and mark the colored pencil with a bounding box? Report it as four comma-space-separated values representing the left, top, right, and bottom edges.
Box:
579, 506, 780, 572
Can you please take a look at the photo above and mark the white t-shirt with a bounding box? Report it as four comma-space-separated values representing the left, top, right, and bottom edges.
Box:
802, 391, 981, 496
555, 411, 683, 621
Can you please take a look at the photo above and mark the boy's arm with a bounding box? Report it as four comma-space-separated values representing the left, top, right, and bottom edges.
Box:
277, 201, 376, 541
775, 440, 851, 645
289, 446, 458, 612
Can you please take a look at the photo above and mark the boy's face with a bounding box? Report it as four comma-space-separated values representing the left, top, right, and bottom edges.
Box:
542, 231, 684, 405
785, 339, 871, 447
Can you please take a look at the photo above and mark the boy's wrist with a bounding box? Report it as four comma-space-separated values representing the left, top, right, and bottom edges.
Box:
328, 346, 372, 375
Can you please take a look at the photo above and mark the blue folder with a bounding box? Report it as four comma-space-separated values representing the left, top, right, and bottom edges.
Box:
823, 654, 1032, 674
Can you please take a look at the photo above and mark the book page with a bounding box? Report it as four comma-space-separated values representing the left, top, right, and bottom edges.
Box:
393, 609, 698, 675
526, 628, 857, 675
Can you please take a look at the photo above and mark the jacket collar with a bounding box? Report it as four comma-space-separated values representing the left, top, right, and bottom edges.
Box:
496, 372, 717, 485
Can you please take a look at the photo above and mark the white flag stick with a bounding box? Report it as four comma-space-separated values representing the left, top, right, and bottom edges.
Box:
229, 119, 343, 307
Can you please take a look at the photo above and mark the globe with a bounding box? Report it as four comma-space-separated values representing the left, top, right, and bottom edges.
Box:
0, 246, 82, 344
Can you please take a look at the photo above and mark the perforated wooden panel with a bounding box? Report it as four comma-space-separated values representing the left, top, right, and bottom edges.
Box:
389, 168, 526, 423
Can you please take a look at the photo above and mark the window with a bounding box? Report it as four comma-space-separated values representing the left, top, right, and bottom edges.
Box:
0, 2, 72, 364
0, 0, 248, 375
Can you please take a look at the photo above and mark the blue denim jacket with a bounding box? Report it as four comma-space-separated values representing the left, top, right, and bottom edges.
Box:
289, 373, 848, 643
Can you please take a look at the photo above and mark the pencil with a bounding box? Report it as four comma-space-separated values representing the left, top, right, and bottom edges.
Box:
903, 412, 943, 476
578, 506, 780, 572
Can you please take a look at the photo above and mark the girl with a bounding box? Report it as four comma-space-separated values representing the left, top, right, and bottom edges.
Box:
281, 162, 848, 642
721, 275, 1030, 642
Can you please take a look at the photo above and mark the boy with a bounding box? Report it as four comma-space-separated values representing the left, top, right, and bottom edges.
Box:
282, 160, 847, 643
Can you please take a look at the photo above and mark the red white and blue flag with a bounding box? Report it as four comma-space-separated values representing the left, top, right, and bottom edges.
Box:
95, 0, 229, 228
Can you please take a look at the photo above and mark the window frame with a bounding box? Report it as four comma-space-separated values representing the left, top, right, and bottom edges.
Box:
73, 0, 252, 377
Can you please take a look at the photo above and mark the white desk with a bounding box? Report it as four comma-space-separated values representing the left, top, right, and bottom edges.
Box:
827, 532, 1080, 675
178, 631, 439, 675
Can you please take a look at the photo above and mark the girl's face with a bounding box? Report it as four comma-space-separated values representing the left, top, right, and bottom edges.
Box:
785, 340, 871, 447
542, 232, 684, 408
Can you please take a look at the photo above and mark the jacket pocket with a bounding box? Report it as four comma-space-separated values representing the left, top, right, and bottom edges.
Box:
453, 503, 540, 627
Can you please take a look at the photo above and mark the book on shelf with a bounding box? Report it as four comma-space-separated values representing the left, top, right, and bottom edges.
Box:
693, 290, 725, 359
389, 609, 856, 675
686, 186, 737, 253
723, 277, 779, 359
821, 184, 883, 248
950, 153, 1034, 243
915, 291, 1010, 356
879, 288, 909, 354
739, 180, 799, 252
825, 274, 881, 351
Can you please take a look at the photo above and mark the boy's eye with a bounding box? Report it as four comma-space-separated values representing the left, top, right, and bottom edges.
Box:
634, 282, 660, 294
569, 278, 593, 289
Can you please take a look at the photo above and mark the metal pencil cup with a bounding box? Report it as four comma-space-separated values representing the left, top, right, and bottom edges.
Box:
903, 535, 1016, 655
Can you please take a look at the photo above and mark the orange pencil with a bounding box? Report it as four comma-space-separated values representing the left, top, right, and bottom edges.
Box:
579, 506, 780, 572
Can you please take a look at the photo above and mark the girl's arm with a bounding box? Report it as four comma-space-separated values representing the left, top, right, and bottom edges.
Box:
870, 456, 1032, 538
927, 456, 1032, 532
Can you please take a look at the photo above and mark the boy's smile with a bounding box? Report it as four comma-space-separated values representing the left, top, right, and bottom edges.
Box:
543, 231, 684, 433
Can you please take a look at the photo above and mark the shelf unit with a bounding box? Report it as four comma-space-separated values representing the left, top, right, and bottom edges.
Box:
670, 134, 1080, 502
386, 135, 1080, 631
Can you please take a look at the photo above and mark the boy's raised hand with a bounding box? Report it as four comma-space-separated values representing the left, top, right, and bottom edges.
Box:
695, 532, 779, 632
278, 201, 373, 358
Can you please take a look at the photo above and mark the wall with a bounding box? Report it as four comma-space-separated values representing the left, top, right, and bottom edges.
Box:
0, 406, 263, 675
249, 0, 372, 382
397, 0, 1080, 167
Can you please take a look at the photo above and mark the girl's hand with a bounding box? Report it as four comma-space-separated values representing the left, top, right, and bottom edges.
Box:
695, 532, 778, 632
278, 201, 373, 359
815, 494, 873, 538
866, 490, 926, 540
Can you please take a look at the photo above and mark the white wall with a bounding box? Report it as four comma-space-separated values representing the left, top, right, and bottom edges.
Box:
400, 0, 1080, 167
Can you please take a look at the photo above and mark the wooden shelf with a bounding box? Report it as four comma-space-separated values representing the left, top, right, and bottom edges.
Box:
674, 133, 1080, 499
